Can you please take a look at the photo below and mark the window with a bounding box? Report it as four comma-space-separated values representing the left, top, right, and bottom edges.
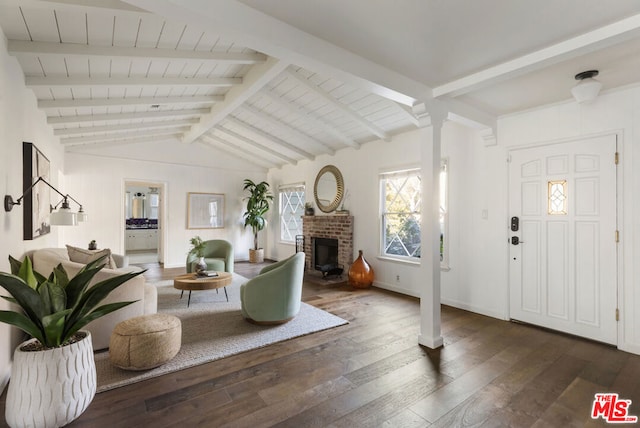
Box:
379, 160, 448, 266
548, 180, 567, 215
279, 184, 305, 243
380, 168, 422, 260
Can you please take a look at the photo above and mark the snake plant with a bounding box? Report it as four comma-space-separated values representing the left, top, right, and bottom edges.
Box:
0, 255, 143, 348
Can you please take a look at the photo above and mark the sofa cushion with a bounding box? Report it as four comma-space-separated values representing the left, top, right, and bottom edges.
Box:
66, 245, 116, 269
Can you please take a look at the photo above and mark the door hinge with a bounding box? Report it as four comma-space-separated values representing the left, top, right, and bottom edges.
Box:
615, 230, 620, 243
615, 152, 619, 165
616, 308, 620, 322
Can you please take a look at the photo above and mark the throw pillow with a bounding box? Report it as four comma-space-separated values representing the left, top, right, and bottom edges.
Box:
66, 245, 115, 269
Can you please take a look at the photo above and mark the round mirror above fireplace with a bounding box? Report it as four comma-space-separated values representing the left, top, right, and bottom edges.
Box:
314, 165, 344, 213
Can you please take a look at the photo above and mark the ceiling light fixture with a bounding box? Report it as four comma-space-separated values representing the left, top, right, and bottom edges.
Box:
571, 70, 602, 103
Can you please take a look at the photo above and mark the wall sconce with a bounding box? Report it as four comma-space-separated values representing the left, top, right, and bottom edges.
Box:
4, 176, 87, 225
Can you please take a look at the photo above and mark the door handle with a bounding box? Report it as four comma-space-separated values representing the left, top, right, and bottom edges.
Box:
511, 236, 524, 245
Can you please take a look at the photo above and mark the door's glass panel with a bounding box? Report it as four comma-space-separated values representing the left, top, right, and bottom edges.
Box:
548, 180, 567, 215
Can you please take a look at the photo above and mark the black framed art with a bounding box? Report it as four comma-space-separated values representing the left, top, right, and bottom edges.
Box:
23, 142, 51, 240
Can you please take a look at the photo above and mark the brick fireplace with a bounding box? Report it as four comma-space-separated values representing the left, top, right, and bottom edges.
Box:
302, 215, 354, 273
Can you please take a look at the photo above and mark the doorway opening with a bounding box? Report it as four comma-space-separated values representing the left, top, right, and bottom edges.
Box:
124, 180, 165, 265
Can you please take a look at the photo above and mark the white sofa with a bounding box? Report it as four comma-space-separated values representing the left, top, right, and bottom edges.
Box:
32, 248, 158, 350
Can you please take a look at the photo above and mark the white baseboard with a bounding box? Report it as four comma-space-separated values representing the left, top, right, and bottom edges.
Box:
440, 297, 508, 320
618, 342, 640, 356
373, 282, 420, 298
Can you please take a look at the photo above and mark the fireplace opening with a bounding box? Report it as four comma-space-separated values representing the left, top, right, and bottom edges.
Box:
313, 237, 340, 275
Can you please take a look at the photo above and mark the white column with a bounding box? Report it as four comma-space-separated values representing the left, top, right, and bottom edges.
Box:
418, 111, 444, 349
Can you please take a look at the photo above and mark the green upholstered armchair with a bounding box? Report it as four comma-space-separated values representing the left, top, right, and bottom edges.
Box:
186, 239, 234, 273
240, 252, 305, 324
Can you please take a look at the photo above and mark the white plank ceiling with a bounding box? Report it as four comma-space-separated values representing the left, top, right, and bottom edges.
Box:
0, 1, 415, 169
2, 1, 640, 170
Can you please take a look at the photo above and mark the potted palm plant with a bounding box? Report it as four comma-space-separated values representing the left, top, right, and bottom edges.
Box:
0, 254, 143, 428
242, 179, 273, 263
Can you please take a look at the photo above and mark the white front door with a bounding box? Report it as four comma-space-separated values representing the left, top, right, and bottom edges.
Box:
508, 135, 618, 344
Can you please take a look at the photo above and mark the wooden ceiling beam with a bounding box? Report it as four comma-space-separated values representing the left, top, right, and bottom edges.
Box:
26, 76, 241, 88
8, 40, 268, 65
240, 104, 334, 156
182, 56, 289, 144
54, 118, 198, 136
65, 134, 182, 151
61, 129, 186, 145
39, 95, 223, 109
60, 126, 189, 146
433, 13, 640, 98
285, 69, 390, 142
201, 135, 275, 170
215, 126, 297, 165
47, 108, 208, 124
260, 89, 359, 149
225, 116, 314, 161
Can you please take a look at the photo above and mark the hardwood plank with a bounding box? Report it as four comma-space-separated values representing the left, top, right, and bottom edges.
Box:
1, 261, 639, 427
409, 343, 537, 423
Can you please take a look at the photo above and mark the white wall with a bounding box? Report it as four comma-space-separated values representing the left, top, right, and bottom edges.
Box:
267, 123, 482, 301
62, 152, 266, 268
491, 87, 640, 354
0, 33, 65, 391
268, 86, 640, 356
438, 125, 510, 320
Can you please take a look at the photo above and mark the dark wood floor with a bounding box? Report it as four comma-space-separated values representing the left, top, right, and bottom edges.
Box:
2, 261, 640, 427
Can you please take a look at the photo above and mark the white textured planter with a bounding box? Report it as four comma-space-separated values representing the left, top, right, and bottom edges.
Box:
5, 331, 96, 428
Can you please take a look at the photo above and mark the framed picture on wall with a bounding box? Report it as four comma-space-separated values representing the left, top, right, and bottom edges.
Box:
23, 142, 51, 240
187, 192, 225, 229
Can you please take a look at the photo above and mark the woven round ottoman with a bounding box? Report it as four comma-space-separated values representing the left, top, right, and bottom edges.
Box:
109, 313, 181, 371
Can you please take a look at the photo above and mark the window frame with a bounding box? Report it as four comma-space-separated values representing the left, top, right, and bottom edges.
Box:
378, 160, 449, 269
278, 183, 305, 244
440, 158, 450, 270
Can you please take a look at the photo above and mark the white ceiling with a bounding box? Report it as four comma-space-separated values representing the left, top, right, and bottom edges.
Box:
2, 0, 640, 170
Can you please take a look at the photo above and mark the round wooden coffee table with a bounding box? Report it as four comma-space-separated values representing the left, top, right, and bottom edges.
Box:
173, 272, 233, 307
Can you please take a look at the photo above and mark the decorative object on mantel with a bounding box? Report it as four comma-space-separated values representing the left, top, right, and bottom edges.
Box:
88, 239, 97, 250
4, 143, 87, 239
243, 179, 273, 263
189, 236, 207, 273
0, 254, 144, 427
348, 250, 374, 289
336, 189, 349, 214
304, 202, 315, 216
314, 164, 344, 213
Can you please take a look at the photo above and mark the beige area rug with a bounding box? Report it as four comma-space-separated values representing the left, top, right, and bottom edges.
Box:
95, 274, 348, 392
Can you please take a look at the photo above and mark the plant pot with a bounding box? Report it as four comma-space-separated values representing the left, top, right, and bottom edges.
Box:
249, 248, 264, 263
5, 331, 96, 428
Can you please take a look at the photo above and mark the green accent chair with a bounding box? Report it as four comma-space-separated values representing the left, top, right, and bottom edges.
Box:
186, 239, 234, 273
240, 252, 305, 324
